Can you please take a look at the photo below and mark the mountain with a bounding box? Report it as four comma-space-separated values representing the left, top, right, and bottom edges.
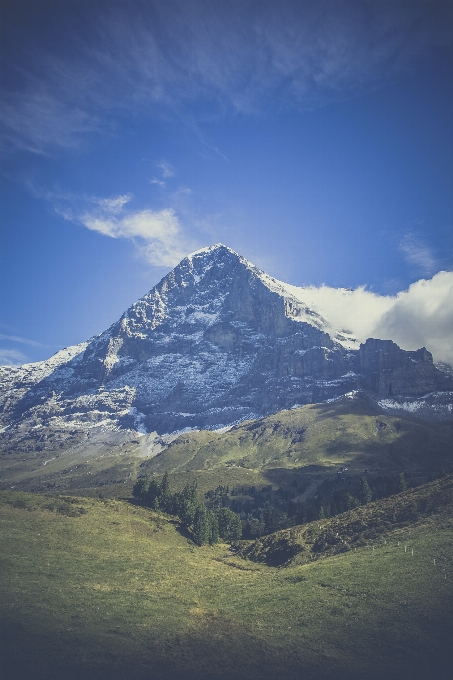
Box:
0, 244, 452, 456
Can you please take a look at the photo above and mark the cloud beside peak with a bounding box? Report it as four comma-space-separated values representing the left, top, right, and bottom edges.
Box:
298, 271, 453, 366
81, 205, 191, 267
374, 271, 453, 366
50, 192, 196, 268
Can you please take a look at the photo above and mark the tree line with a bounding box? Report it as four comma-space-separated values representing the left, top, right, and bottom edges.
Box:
132, 473, 242, 545
134, 470, 427, 543
203, 472, 411, 538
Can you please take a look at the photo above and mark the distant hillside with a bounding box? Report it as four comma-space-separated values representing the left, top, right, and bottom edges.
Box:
142, 392, 453, 478
1, 392, 451, 494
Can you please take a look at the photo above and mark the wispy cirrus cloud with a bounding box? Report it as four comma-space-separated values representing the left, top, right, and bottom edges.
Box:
95, 194, 133, 215
0, 348, 29, 366
1, 0, 451, 154
0, 333, 45, 348
399, 233, 438, 275
156, 162, 175, 179
50, 191, 197, 267
150, 160, 176, 188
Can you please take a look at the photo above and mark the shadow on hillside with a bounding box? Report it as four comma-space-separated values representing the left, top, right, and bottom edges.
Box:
2, 613, 452, 680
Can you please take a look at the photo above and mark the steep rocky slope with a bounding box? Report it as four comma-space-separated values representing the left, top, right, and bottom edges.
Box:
0, 244, 451, 455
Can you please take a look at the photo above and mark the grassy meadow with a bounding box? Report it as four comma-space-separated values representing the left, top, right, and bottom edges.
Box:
1, 481, 452, 680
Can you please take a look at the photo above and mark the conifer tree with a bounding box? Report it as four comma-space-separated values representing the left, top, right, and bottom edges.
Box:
145, 479, 160, 508
217, 507, 243, 540
345, 492, 360, 510
207, 510, 219, 545
398, 472, 407, 492
359, 477, 373, 504
193, 504, 209, 545
159, 472, 171, 512
132, 477, 150, 503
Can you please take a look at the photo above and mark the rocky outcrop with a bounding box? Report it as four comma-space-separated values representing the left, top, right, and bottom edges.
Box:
357, 339, 449, 397
0, 244, 452, 452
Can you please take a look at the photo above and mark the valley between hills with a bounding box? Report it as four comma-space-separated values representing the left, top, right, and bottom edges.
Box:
1, 474, 452, 680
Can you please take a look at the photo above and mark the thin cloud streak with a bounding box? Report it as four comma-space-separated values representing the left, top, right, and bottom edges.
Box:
0, 348, 29, 366
1, 1, 451, 153
399, 233, 438, 275
0, 333, 45, 347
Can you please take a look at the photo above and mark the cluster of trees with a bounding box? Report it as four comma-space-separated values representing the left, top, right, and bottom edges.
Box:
133, 471, 412, 543
202, 473, 410, 537
132, 473, 242, 545
288, 473, 408, 525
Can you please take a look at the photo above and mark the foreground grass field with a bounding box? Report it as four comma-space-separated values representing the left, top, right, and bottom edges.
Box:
1, 484, 452, 680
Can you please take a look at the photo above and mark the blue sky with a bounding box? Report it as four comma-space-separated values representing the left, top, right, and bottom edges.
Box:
1, 0, 452, 365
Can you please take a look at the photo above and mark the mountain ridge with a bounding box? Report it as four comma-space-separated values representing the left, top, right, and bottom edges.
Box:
0, 244, 452, 456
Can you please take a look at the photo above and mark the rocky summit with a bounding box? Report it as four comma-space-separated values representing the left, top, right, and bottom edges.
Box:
0, 244, 452, 453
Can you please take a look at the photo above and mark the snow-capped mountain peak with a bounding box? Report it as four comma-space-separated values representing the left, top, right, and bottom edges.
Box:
1, 245, 451, 453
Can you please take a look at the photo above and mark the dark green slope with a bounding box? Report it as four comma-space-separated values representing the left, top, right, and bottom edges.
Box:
236, 473, 453, 566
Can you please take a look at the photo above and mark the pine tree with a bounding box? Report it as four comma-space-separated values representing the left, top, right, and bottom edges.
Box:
193, 504, 209, 545
206, 510, 219, 545
159, 472, 171, 512
132, 477, 150, 503
359, 477, 373, 504
398, 472, 407, 492
160, 471, 170, 496
145, 479, 160, 508
345, 492, 360, 510
217, 508, 242, 540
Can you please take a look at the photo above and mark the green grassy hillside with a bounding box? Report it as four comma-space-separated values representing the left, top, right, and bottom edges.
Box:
1, 479, 452, 680
1, 394, 451, 497
144, 394, 452, 476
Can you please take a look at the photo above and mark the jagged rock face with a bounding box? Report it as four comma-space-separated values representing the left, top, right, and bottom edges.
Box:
358, 339, 447, 398
0, 244, 452, 451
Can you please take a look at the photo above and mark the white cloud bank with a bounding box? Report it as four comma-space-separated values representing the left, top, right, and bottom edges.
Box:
292, 271, 453, 365
375, 272, 453, 366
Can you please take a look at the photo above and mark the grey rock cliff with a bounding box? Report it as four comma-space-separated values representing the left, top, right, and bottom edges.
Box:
0, 245, 451, 452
